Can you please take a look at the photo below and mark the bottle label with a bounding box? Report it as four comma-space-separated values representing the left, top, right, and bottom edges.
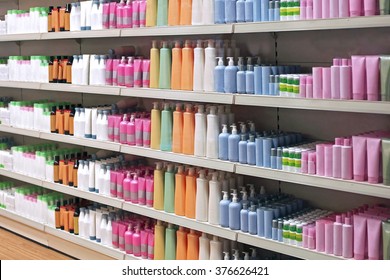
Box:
127, 134, 135, 145
124, 190, 131, 200
125, 243, 133, 252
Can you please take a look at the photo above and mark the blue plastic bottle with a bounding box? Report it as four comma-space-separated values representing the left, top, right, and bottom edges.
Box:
262, 137, 272, 168
255, 136, 264, 166
262, 65, 271, 95
240, 203, 249, 232
264, 208, 273, 239
247, 135, 256, 165
253, 0, 261, 21
278, 220, 283, 242
277, 147, 283, 170
248, 205, 257, 235
228, 193, 241, 230
246, 58, 254, 94
256, 207, 265, 237
224, 57, 238, 93
225, 0, 237, 23
238, 134, 247, 164
237, 61, 246, 94
269, 75, 275, 95
272, 219, 278, 240
228, 124, 240, 162
274, 0, 280, 21
245, 0, 254, 22
268, 0, 274, 21
254, 65, 262, 94
214, 0, 226, 24
240, 190, 249, 207
260, 0, 269, 21
218, 124, 230, 160
270, 148, 277, 169
274, 75, 280, 95
214, 57, 225, 92
219, 191, 231, 228
236, 0, 245, 22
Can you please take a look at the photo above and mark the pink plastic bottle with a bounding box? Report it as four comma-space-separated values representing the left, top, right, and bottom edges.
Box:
147, 228, 155, 259
140, 226, 149, 259
132, 226, 141, 257
333, 215, 343, 256
306, 75, 313, 98
123, 0, 133, 28
125, 224, 134, 254
138, 174, 147, 205
117, 170, 125, 199
118, 56, 127, 86
139, 0, 147, 27
125, 57, 134, 88
342, 217, 353, 258
105, 57, 114, 85
146, 175, 154, 207
132, 0, 140, 28
112, 58, 121, 86
143, 118, 151, 148
116, 0, 126, 28
123, 172, 132, 201
131, 174, 139, 204
107, 114, 115, 142
110, 164, 119, 197
102, 1, 111, 29
120, 114, 129, 144
127, 114, 136, 145
135, 117, 144, 146
109, 1, 118, 29
299, 75, 307, 98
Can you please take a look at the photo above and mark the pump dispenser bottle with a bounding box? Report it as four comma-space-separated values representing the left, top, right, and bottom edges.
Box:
172, 103, 183, 153
206, 106, 220, 159
182, 104, 195, 155
160, 103, 173, 151
246, 57, 255, 94
220, 191, 231, 227
164, 164, 175, 213
153, 162, 164, 210
159, 41, 171, 89
185, 167, 197, 219
224, 57, 238, 93
193, 40, 205, 91
229, 192, 241, 230
150, 41, 160, 88
204, 40, 217, 92
171, 41, 182, 90
174, 165, 186, 216
194, 105, 207, 157
181, 40, 194, 90
196, 170, 209, 222
151, 102, 161, 150
237, 57, 246, 94
219, 124, 230, 160
214, 57, 225, 92
228, 124, 240, 162
176, 226, 188, 259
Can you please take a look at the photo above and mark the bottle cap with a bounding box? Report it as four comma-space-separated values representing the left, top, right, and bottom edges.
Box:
216, 57, 224, 66
227, 57, 234, 66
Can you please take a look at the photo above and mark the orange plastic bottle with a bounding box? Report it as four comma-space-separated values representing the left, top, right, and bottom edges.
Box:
179, 0, 192, 25
186, 229, 199, 260
174, 166, 186, 216
168, 0, 181, 26
180, 40, 193, 90
176, 226, 188, 260
171, 41, 182, 90
172, 103, 183, 153
185, 167, 196, 219
182, 104, 195, 155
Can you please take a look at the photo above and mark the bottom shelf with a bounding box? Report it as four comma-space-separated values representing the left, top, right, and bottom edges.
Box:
0, 208, 140, 260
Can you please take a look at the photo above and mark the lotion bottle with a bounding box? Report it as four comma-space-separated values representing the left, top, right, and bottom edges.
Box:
150, 40, 160, 88
224, 57, 238, 93
185, 167, 197, 219
165, 223, 176, 260
208, 172, 222, 225
220, 191, 230, 227
172, 103, 184, 153
150, 102, 161, 150
214, 57, 225, 92
182, 104, 195, 155
194, 104, 207, 157
174, 166, 186, 216
160, 103, 173, 151
206, 106, 220, 159
181, 40, 194, 90
153, 162, 164, 210
176, 226, 187, 259
171, 41, 182, 90
199, 232, 210, 260
195, 170, 209, 222
229, 192, 241, 230
164, 164, 175, 213
204, 40, 217, 92
219, 124, 230, 161
187, 229, 199, 260
228, 124, 240, 162
159, 41, 171, 89
193, 40, 205, 91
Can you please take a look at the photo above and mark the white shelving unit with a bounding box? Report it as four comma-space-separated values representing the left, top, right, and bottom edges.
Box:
1, 0, 389, 260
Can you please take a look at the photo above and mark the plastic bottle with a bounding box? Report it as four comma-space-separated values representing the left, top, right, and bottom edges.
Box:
125, 114, 135, 146
229, 192, 241, 230
220, 191, 230, 227
202, 0, 214, 24
180, 0, 192, 25
247, 134, 256, 165
157, 0, 168, 26
124, 57, 134, 88
215, 0, 226, 23
159, 41, 171, 89
206, 106, 220, 159
123, 172, 132, 201
228, 124, 240, 162
119, 114, 129, 144
181, 40, 194, 90
225, 0, 237, 22
123, 0, 133, 28
199, 232, 210, 260
224, 57, 238, 93
171, 41, 182, 90
187, 229, 199, 260
168, 0, 180, 25
195, 170, 209, 222
245, 0, 254, 22
192, 0, 203, 24
130, 173, 139, 204
209, 235, 223, 260
124, 224, 134, 254
150, 41, 160, 88
236, 0, 245, 22
208, 172, 222, 225
117, 56, 127, 86
150, 102, 161, 149
193, 40, 205, 91
154, 220, 165, 260
194, 105, 207, 157
238, 134, 248, 164
160, 103, 173, 151
219, 124, 230, 160
182, 104, 195, 155
342, 217, 353, 258
172, 103, 183, 153
248, 205, 257, 235
204, 40, 217, 92
146, 0, 157, 26
176, 226, 188, 259
240, 203, 249, 232
164, 164, 175, 213
237, 58, 246, 94
165, 223, 176, 260
174, 166, 186, 216
132, 226, 141, 257
214, 57, 225, 92
153, 162, 165, 210
185, 167, 196, 219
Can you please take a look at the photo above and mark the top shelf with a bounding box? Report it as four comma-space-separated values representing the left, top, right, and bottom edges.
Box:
0, 16, 389, 42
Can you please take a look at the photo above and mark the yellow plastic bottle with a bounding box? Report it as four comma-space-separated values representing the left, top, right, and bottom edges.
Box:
171, 41, 182, 90
151, 102, 161, 150
180, 40, 194, 90
146, 0, 157, 27
154, 220, 166, 260
153, 162, 165, 210
174, 166, 186, 216
182, 104, 195, 155
168, 0, 181, 26
172, 103, 183, 154
150, 40, 160, 88
180, 0, 192, 25
176, 226, 188, 260
186, 229, 199, 260
185, 167, 196, 219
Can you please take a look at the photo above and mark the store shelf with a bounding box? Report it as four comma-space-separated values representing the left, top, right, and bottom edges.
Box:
41, 181, 123, 209
234, 16, 390, 33
121, 24, 234, 37
121, 145, 236, 172
39, 132, 121, 152
40, 29, 121, 40
235, 164, 390, 199
0, 80, 40, 89
0, 125, 40, 137
0, 33, 40, 42
121, 88, 234, 104
0, 168, 43, 186
237, 232, 343, 260
40, 83, 121, 95
122, 202, 237, 241
0, 208, 45, 231
234, 95, 390, 114
45, 226, 126, 260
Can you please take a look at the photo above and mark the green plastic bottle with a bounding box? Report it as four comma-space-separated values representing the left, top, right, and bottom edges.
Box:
159, 41, 171, 89
163, 163, 175, 213
160, 103, 172, 151
156, 0, 168, 26
164, 223, 177, 260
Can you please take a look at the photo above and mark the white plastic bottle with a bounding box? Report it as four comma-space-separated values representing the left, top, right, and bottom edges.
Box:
209, 235, 223, 260
196, 170, 209, 222
193, 40, 205, 91
203, 40, 217, 92
192, 0, 203, 25
199, 232, 210, 260
208, 172, 222, 225
206, 106, 219, 159
194, 104, 207, 157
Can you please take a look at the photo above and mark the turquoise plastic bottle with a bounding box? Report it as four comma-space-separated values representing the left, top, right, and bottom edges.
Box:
164, 164, 175, 213
159, 41, 171, 89
160, 103, 173, 151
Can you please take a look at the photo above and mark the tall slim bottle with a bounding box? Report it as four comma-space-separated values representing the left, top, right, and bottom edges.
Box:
150, 41, 160, 88
171, 41, 182, 90
164, 164, 175, 213
194, 104, 207, 157
172, 103, 183, 153
174, 166, 186, 216
181, 40, 194, 90
146, 0, 157, 26
199, 232, 210, 260
168, 0, 181, 25
185, 167, 196, 219
165, 223, 176, 260
150, 102, 161, 150
204, 40, 216, 92
176, 226, 187, 259
157, 0, 168, 26
180, 0, 192, 25
209, 235, 223, 260
187, 229, 199, 260
196, 170, 209, 222
208, 172, 222, 225
193, 40, 205, 91
182, 104, 195, 155
153, 162, 165, 210
160, 103, 173, 151
154, 220, 165, 260
159, 41, 171, 89
206, 106, 219, 159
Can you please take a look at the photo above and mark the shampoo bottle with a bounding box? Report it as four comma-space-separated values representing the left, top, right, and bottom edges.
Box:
248, 205, 257, 235
150, 102, 161, 150
187, 229, 199, 260
240, 203, 249, 232
181, 40, 194, 90
225, 0, 237, 22
192, 0, 203, 24
210, 235, 223, 260
199, 232, 210, 260
168, 0, 181, 25
172, 103, 184, 153
228, 124, 240, 162
174, 166, 186, 216
204, 40, 217, 92
182, 104, 195, 155
193, 40, 205, 91
238, 134, 248, 164
185, 167, 197, 219
119, 114, 129, 144
146, 0, 157, 26
220, 191, 230, 227
164, 164, 175, 213
219, 124, 230, 161
150, 41, 160, 88
159, 41, 171, 89
176, 226, 188, 259
247, 135, 256, 165
127, 114, 136, 146
153, 162, 165, 210
194, 105, 207, 157
224, 57, 238, 93
165, 223, 176, 260
246, 58, 254, 94
171, 41, 182, 90
154, 220, 165, 260
160, 103, 173, 151
206, 106, 220, 159
237, 58, 246, 94
214, 57, 225, 92
229, 192, 241, 230
123, 172, 132, 201
195, 170, 209, 222
208, 172, 222, 225
180, 0, 193, 25
215, 0, 226, 23
157, 0, 169, 25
